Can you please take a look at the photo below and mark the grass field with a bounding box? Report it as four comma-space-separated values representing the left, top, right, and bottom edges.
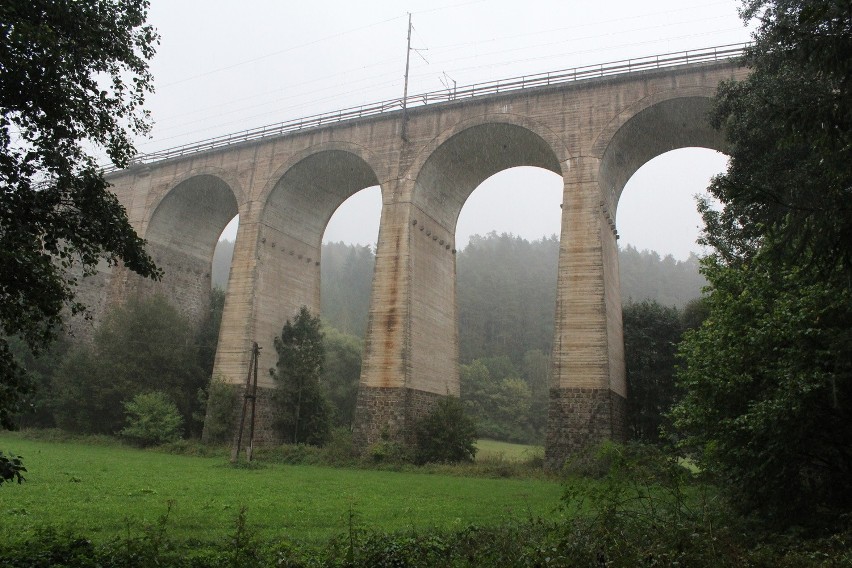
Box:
474, 439, 543, 462
0, 434, 563, 544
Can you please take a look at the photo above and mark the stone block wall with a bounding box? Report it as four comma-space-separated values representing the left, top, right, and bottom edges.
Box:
352, 386, 443, 449
404, 388, 444, 446
544, 387, 627, 470
352, 386, 408, 449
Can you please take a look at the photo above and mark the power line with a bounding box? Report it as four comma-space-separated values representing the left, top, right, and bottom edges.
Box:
423, 0, 739, 52
415, 15, 739, 68
440, 27, 747, 77
158, 14, 406, 89
132, 6, 748, 151
151, 56, 403, 124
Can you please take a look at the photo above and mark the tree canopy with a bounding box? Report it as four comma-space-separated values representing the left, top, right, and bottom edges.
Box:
52, 294, 207, 436
321, 325, 363, 429
0, 0, 160, 428
672, 0, 852, 527
623, 300, 685, 443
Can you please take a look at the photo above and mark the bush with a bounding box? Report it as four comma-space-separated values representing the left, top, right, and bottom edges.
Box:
200, 377, 236, 444
366, 440, 412, 465
414, 396, 477, 465
120, 392, 183, 447
0, 451, 26, 485
319, 427, 359, 465
558, 441, 741, 567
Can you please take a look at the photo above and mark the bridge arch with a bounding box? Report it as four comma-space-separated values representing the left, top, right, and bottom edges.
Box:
143, 173, 240, 326
256, 141, 387, 208
409, 116, 565, 228
251, 148, 382, 392
542, 89, 729, 465
597, 88, 724, 209
403, 119, 563, 408
145, 166, 247, 229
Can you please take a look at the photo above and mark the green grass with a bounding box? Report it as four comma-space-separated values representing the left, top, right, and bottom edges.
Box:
0, 434, 563, 544
475, 439, 543, 462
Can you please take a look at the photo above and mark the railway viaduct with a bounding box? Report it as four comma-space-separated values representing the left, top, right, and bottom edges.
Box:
93, 46, 749, 467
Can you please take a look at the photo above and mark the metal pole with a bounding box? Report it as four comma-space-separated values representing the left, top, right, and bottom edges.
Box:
401, 13, 412, 142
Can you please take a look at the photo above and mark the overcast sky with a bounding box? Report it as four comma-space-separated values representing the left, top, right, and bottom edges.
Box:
138, 0, 753, 259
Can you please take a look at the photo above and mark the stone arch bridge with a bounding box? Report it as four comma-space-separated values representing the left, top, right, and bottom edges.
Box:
93, 46, 748, 467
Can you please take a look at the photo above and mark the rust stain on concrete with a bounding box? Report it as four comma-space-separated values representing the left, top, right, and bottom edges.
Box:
379, 230, 402, 387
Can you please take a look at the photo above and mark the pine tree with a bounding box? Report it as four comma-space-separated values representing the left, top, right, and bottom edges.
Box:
270, 307, 331, 446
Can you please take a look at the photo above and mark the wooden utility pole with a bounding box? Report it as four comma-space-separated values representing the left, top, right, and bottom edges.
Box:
230, 342, 260, 463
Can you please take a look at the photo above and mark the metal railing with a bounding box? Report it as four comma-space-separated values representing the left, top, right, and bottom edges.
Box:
112, 43, 748, 171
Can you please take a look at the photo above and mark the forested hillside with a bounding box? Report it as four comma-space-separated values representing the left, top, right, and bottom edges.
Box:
213, 234, 705, 361
319, 242, 375, 337
619, 245, 706, 307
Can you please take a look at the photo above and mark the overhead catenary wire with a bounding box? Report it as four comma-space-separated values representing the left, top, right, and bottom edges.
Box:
439, 26, 748, 76
155, 0, 490, 91
135, 2, 749, 154
122, 42, 746, 168
143, 0, 743, 129
139, 30, 744, 152
155, 14, 728, 121
157, 14, 407, 90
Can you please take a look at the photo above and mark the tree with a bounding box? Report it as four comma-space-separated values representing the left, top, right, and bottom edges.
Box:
4, 332, 70, 428
414, 395, 477, 465
672, 0, 852, 526
674, 262, 852, 523
211, 239, 235, 290
618, 245, 706, 308
0, 1, 160, 429
196, 287, 225, 377
320, 242, 375, 337
701, 2, 851, 276
52, 295, 206, 435
678, 296, 709, 332
457, 233, 559, 364
270, 307, 331, 446
522, 349, 550, 438
622, 300, 694, 443
460, 356, 539, 443
321, 326, 363, 429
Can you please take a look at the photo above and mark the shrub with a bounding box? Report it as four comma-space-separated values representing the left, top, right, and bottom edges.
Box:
557, 441, 746, 567
414, 395, 477, 465
319, 427, 359, 466
200, 376, 236, 444
366, 440, 412, 465
120, 392, 183, 447
0, 451, 26, 485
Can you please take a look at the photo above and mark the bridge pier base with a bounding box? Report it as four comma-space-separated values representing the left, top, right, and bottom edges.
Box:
352, 386, 443, 453
544, 387, 627, 469
202, 384, 285, 447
